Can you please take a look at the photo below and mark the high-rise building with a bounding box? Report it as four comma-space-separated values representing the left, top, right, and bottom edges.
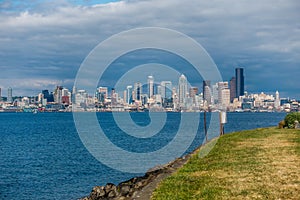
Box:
189, 87, 198, 103
54, 86, 64, 104
189, 87, 198, 98
230, 77, 236, 102
0, 87, 2, 101
42, 89, 54, 103
111, 88, 117, 106
203, 80, 211, 104
178, 74, 188, 105
235, 68, 244, 98
123, 90, 127, 104
148, 76, 154, 98
134, 82, 142, 101
220, 88, 230, 108
7, 87, 13, 103
72, 86, 77, 104
96, 87, 108, 103
211, 83, 218, 105
274, 91, 280, 109
126, 85, 133, 104
161, 81, 172, 99
218, 82, 229, 105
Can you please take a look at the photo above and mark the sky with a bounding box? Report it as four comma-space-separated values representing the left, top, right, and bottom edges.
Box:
0, 0, 299, 99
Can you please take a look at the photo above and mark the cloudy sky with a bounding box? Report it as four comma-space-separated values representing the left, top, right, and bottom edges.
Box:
0, 0, 299, 98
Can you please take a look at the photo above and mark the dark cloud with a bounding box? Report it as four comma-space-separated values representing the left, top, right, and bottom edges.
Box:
0, 0, 299, 98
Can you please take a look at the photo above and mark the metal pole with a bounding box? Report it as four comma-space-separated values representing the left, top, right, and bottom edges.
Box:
204, 111, 207, 142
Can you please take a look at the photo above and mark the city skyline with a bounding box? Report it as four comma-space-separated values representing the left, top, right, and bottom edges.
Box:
0, 0, 299, 99
0, 72, 298, 101
0, 68, 298, 113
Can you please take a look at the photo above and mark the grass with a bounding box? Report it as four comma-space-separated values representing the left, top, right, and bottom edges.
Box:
151, 127, 300, 200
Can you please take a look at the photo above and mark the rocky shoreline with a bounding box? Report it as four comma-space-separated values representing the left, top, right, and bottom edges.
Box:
79, 152, 194, 200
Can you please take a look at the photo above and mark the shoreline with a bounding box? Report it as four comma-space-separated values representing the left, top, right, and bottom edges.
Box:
79, 145, 203, 200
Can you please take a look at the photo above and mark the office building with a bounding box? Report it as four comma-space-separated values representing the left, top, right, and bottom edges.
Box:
235, 68, 244, 98
178, 74, 188, 105
220, 88, 230, 108
161, 81, 172, 99
203, 80, 211, 104
42, 90, 54, 103
218, 82, 229, 105
274, 91, 280, 109
7, 87, 13, 103
134, 82, 142, 101
189, 87, 198, 103
126, 85, 133, 104
230, 77, 236, 102
148, 76, 154, 98
211, 83, 218, 105
97, 87, 108, 103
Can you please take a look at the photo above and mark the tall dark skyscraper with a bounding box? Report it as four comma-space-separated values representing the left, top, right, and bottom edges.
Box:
229, 77, 236, 102
235, 68, 244, 98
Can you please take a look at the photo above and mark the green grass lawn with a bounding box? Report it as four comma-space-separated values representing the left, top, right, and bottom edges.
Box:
151, 127, 300, 200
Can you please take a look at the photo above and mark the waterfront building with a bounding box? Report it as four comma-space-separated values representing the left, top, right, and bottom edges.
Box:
148, 76, 154, 98
235, 68, 244, 98
178, 74, 188, 106
230, 77, 236, 102
7, 87, 13, 103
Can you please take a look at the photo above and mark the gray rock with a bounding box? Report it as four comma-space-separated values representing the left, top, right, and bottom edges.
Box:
119, 185, 130, 196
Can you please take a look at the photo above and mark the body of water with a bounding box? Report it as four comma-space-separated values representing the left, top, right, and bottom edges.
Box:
0, 112, 286, 199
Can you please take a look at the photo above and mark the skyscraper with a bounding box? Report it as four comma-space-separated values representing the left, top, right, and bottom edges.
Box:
42, 89, 54, 103
7, 87, 12, 103
235, 68, 244, 98
217, 82, 230, 108
229, 77, 236, 102
275, 91, 280, 109
161, 81, 172, 99
54, 86, 63, 104
188, 87, 198, 104
218, 82, 229, 105
148, 76, 154, 98
203, 80, 211, 104
126, 85, 133, 104
134, 82, 142, 101
178, 74, 188, 105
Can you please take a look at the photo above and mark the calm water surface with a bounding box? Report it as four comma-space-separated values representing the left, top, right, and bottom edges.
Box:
0, 112, 286, 199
